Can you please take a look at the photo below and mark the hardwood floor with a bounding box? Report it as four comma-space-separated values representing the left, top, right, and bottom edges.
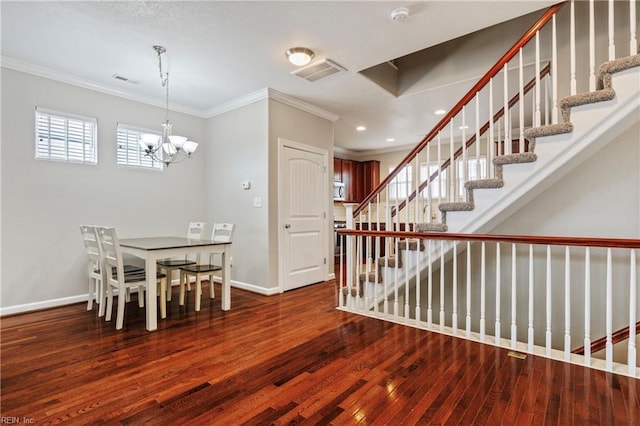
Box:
1, 280, 639, 424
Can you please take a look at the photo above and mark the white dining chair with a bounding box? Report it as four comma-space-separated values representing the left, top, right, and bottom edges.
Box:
97, 226, 168, 330
179, 223, 234, 311
157, 221, 206, 301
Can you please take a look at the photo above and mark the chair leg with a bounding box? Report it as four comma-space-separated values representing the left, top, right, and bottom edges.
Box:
98, 277, 107, 317
179, 272, 187, 306
87, 275, 94, 311
116, 290, 126, 330
159, 279, 167, 319
166, 268, 173, 302
137, 286, 145, 308
105, 286, 114, 322
195, 275, 202, 312
209, 275, 215, 299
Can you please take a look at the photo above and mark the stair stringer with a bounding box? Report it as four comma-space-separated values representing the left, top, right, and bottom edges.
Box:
446, 67, 640, 235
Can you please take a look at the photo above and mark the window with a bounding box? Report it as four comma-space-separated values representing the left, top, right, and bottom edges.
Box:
388, 164, 412, 200
419, 157, 487, 199
420, 163, 447, 199
35, 107, 97, 164
116, 124, 162, 169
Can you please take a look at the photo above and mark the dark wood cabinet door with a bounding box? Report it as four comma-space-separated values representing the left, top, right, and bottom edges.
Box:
341, 159, 354, 201
333, 158, 342, 182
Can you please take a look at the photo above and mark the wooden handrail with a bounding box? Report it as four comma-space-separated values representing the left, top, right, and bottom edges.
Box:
354, 2, 566, 217
391, 63, 552, 217
572, 321, 640, 355
336, 228, 640, 249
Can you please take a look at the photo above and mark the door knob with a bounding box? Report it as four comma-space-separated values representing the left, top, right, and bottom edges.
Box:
284, 224, 291, 229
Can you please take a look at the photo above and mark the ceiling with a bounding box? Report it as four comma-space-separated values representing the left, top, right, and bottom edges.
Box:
1, 1, 558, 153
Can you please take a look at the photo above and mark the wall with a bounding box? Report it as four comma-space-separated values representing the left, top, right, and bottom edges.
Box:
1, 68, 207, 311
204, 100, 270, 292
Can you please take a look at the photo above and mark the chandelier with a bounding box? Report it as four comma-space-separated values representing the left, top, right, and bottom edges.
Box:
139, 45, 198, 167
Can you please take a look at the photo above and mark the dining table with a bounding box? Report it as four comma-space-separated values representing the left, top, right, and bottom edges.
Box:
119, 236, 231, 331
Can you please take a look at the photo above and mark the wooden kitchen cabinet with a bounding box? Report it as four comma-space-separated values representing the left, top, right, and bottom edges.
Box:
334, 158, 380, 203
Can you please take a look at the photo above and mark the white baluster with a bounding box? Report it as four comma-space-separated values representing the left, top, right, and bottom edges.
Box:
552, 14, 559, 124
453, 241, 458, 335
489, 78, 495, 178
606, 248, 613, 371
503, 64, 510, 155
466, 241, 472, 338
511, 243, 517, 349
564, 246, 571, 361
461, 107, 467, 194
528, 244, 534, 352
496, 243, 501, 343
519, 49, 525, 154
437, 133, 442, 208
546, 245, 552, 357
481, 241, 486, 341
608, 0, 615, 60
440, 240, 445, 332
570, 0, 577, 95
428, 239, 433, 328
415, 234, 421, 326
393, 189, 399, 319
629, 249, 637, 377
545, 75, 550, 125
535, 32, 541, 127
339, 234, 345, 308
631, 0, 638, 55
584, 247, 591, 366
475, 93, 480, 176
589, 0, 596, 91
449, 119, 455, 201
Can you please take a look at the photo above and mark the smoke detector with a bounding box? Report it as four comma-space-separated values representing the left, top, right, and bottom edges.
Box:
390, 7, 409, 22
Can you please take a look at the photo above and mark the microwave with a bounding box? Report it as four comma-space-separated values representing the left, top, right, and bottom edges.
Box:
333, 182, 345, 201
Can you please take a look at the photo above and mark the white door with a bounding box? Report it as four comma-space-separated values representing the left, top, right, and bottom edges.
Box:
280, 141, 327, 291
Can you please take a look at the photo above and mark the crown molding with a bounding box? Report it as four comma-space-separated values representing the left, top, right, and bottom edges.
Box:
267, 88, 340, 122
2, 56, 341, 124
1, 56, 207, 118
204, 87, 340, 122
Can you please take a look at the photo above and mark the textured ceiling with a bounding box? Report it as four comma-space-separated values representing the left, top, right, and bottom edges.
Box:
1, 1, 557, 152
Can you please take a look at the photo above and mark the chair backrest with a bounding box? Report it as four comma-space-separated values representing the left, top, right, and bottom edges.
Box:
79, 225, 101, 265
187, 222, 206, 240
96, 226, 124, 284
210, 223, 235, 243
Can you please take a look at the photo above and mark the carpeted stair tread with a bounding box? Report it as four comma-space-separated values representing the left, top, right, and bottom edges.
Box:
359, 271, 382, 284
398, 238, 425, 251
415, 222, 448, 232
560, 88, 616, 109
524, 123, 573, 139
465, 178, 504, 190
597, 54, 640, 89
377, 255, 402, 269
439, 201, 474, 212
493, 152, 538, 166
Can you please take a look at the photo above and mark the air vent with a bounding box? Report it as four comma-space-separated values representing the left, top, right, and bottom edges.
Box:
291, 59, 346, 82
112, 74, 140, 85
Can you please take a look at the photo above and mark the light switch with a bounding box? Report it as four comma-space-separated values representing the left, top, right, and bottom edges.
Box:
253, 197, 263, 208
242, 181, 251, 190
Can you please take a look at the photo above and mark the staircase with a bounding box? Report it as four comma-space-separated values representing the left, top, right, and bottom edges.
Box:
339, 0, 640, 377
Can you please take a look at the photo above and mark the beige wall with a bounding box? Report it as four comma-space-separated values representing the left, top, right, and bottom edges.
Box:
1, 68, 207, 309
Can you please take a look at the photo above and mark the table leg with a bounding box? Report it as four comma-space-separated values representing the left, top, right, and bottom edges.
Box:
146, 256, 158, 331
221, 247, 230, 311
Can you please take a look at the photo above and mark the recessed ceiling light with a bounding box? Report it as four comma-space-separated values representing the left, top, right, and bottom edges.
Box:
434, 109, 446, 115
386, 138, 395, 142
286, 47, 315, 66
356, 126, 366, 132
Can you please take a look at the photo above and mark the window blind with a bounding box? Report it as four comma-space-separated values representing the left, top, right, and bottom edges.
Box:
35, 107, 97, 164
116, 124, 162, 169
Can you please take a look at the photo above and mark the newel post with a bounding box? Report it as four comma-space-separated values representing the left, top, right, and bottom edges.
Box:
344, 203, 358, 291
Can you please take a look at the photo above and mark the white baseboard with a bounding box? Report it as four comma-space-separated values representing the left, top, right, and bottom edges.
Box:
0, 279, 278, 316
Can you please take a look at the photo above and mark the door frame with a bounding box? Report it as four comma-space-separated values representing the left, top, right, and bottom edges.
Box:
277, 138, 329, 293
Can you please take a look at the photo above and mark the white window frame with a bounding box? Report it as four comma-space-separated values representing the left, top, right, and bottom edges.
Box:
420, 157, 487, 199
388, 164, 412, 200
116, 123, 163, 170
35, 107, 97, 164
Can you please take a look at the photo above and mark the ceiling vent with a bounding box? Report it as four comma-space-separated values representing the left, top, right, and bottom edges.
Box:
291, 59, 346, 82
112, 74, 140, 85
